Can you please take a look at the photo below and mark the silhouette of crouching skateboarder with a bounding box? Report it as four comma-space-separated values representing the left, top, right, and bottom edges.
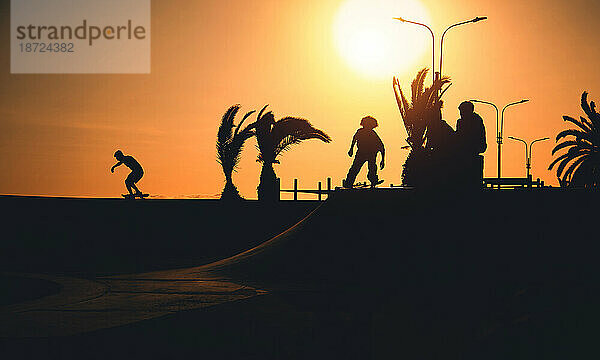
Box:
111, 150, 144, 196
343, 116, 385, 188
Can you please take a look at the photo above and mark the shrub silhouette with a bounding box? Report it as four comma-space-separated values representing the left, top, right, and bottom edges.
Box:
216, 105, 256, 200
393, 68, 452, 187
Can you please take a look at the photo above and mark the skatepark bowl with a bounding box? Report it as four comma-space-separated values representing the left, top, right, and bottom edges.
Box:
1, 189, 599, 359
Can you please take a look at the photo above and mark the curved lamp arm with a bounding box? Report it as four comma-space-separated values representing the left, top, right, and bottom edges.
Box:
530, 137, 550, 164
508, 136, 528, 166
440, 17, 487, 77
501, 99, 529, 141
394, 17, 435, 83
471, 99, 499, 140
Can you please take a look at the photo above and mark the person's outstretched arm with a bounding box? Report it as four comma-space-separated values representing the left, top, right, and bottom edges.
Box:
111, 162, 122, 173
348, 133, 357, 157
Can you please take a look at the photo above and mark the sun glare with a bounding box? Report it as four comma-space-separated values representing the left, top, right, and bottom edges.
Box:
334, 0, 431, 79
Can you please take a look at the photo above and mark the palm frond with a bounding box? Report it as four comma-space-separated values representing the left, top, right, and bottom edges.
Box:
581, 92, 592, 119
393, 77, 411, 128
411, 68, 428, 106
228, 126, 256, 172
438, 83, 452, 99
234, 110, 256, 137
548, 152, 573, 170
588, 100, 600, 130
562, 155, 588, 181
216, 105, 240, 167
580, 116, 596, 133
554, 152, 586, 178
273, 135, 303, 158
563, 115, 592, 133
556, 129, 592, 142
270, 117, 331, 159
256, 105, 269, 124
569, 159, 600, 187
551, 140, 593, 155
548, 150, 584, 171
393, 77, 408, 120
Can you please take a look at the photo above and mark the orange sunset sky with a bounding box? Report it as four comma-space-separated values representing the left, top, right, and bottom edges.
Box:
1, 0, 599, 198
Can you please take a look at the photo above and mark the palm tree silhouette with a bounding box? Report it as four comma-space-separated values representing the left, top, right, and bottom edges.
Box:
393, 68, 451, 186
216, 105, 256, 200
549, 92, 600, 188
253, 105, 331, 201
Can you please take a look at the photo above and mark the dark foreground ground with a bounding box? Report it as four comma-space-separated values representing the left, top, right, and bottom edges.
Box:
0, 196, 319, 277
1, 190, 600, 359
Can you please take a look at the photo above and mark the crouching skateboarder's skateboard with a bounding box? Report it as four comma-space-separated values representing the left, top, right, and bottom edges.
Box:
122, 193, 149, 199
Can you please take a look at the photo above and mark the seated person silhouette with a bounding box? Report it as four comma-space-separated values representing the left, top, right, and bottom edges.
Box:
425, 108, 459, 186
455, 101, 487, 187
111, 150, 144, 196
425, 107, 456, 153
343, 116, 385, 188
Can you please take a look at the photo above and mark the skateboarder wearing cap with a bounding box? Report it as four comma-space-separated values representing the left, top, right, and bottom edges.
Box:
343, 116, 385, 188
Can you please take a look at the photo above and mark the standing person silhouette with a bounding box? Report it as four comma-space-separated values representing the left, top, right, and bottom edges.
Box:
343, 116, 385, 188
111, 150, 144, 196
456, 101, 487, 187
456, 101, 487, 155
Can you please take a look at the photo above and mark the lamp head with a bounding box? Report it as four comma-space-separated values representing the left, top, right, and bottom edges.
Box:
393, 17, 406, 22
520, 99, 529, 103
472, 16, 487, 23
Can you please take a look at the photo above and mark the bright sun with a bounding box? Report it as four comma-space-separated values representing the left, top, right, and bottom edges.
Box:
334, 0, 431, 79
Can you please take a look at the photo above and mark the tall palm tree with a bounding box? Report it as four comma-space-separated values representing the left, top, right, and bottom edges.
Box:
253, 105, 331, 201
549, 92, 600, 188
393, 68, 451, 186
216, 104, 256, 200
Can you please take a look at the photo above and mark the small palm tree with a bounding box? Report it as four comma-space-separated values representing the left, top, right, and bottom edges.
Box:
253, 105, 331, 201
549, 92, 600, 188
216, 104, 256, 200
393, 68, 451, 186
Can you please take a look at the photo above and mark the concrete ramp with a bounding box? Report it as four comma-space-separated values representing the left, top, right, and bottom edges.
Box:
195, 189, 600, 305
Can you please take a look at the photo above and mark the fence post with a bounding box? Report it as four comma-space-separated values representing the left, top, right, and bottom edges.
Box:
327, 177, 331, 198
293, 179, 298, 201
318, 181, 322, 201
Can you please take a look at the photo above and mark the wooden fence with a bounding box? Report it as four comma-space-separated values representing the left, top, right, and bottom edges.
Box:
279, 178, 334, 201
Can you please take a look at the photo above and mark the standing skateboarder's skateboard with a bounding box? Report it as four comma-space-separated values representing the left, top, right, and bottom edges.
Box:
354, 179, 384, 188
122, 193, 149, 199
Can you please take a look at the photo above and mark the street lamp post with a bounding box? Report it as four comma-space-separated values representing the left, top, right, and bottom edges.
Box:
471, 99, 529, 184
393, 17, 435, 85
394, 16, 487, 86
508, 136, 550, 180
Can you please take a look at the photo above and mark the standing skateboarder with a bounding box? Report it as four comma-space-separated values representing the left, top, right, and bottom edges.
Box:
111, 150, 144, 197
343, 116, 385, 188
